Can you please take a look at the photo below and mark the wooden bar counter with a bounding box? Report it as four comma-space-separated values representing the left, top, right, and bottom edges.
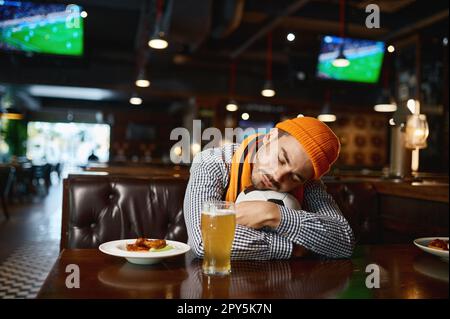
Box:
324, 174, 449, 243
37, 245, 448, 299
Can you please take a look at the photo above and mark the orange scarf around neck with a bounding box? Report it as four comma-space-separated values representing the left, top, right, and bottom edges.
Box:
225, 133, 304, 205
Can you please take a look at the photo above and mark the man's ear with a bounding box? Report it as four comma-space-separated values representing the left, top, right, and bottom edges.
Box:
263, 128, 279, 145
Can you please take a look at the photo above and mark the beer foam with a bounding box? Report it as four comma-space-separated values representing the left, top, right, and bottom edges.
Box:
202, 209, 235, 216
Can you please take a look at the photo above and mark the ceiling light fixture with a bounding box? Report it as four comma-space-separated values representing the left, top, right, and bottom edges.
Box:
332, 0, 350, 68
261, 80, 276, 97
332, 45, 350, 67
226, 61, 238, 112
226, 100, 238, 112
318, 114, 337, 122
287, 32, 295, 42
148, 0, 168, 50
28, 85, 114, 100
135, 68, 151, 88
261, 31, 276, 97
129, 93, 142, 105
318, 89, 336, 122
374, 66, 397, 112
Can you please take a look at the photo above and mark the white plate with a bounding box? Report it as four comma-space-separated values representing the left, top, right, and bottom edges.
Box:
99, 239, 191, 265
413, 237, 449, 262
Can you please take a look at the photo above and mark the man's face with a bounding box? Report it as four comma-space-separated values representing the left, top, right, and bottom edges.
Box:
252, 129, 315, 192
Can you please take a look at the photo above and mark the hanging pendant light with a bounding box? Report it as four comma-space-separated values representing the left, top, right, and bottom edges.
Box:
318, 108, 336, 122
148, 25, 168, 49
129, 93, 142, 105
226, 61, 239, 112
226, 100, 238, 112
374, 89, 397, 112
261, 80, 276, 97
318, 89, 336, 122
148, 0, 168, 49
332, 0, 350, 68
374, 57, 396, 112
135, 68, 151, 88
261, 31, 276, 97
332, 45, 350, 68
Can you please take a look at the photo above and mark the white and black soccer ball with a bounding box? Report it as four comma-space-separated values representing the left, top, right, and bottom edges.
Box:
235, 186, 301, 210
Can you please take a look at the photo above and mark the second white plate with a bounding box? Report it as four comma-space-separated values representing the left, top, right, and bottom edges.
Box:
413, 237, 449, 262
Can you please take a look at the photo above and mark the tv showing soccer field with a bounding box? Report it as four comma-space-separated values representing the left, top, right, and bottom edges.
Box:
316, 35, 385, 83
0, 1, 83, 56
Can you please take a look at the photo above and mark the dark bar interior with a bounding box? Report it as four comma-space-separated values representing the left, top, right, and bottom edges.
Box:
0, 0, 448, 305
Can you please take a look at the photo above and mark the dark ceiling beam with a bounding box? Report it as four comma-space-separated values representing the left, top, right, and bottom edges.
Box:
34, 87, 377, 115
355, 0, 416, 13
383, 9, 449, 41
230, 0, 311, 59
1, 70, 378, 113
280, 16, 388, 38
176, 50, 291, 67
62, 0, 143, 11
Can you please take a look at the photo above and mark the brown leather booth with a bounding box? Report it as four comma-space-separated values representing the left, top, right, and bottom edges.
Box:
325, 181, 381, 244
61, 174, 381, 250
61, 175, 188, 250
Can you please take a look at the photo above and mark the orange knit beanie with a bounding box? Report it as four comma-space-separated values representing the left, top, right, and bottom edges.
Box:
276, 117, 340, 179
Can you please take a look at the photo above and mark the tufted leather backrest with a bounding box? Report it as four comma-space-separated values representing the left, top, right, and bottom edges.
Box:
324, 181, 381, 244
61, 175, 188, 249
61, 175, 381, 250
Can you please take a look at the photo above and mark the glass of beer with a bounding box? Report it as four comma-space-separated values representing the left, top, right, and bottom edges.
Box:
201, 201, 236, 275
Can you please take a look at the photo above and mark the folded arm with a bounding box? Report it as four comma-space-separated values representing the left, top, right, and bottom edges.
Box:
275, 180, 355, 258
235, 180, 354, 258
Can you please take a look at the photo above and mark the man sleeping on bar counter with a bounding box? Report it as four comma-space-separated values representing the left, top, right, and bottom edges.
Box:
184, 117, 355, 260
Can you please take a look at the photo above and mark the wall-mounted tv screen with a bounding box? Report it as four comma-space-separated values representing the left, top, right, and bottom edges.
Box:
316, 35, 385, 83
0, 1, 83, 56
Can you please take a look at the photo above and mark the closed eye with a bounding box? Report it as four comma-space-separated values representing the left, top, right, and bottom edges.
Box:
278, 155, 286, 165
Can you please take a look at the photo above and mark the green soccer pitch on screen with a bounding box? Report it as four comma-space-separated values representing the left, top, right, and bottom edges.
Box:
0, 1, 83, 56
316, 35, 385, 84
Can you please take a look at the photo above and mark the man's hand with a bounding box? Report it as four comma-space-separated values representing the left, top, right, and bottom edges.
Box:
292, 244, 309, 258
235, 201, 281, 229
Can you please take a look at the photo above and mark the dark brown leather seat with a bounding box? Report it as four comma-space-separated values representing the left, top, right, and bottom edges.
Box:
324, 181, 381, 244
61, 175, 188, 249
61, 175, 381, 250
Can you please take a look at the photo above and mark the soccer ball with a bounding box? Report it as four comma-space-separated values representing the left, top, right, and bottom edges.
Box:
235, 186, 301, 210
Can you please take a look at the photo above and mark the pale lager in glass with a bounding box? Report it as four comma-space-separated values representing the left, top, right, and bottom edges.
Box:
201, 201, 236, 275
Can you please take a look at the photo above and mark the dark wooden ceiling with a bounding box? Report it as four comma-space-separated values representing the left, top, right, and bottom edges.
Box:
0, 0, 448, 112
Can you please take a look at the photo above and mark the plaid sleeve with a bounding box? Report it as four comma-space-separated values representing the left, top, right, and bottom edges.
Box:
275, 180, 355, 258
184, 149, 292, 260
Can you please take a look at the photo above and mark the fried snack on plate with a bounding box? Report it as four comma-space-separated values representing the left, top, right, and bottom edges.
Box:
126, 237, 167, 252
126, 244, 149, 252
142, 239, 167, 249
427, 239, 449, 251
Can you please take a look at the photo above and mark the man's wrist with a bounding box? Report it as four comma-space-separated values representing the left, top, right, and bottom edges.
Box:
292, 244, 309, 258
